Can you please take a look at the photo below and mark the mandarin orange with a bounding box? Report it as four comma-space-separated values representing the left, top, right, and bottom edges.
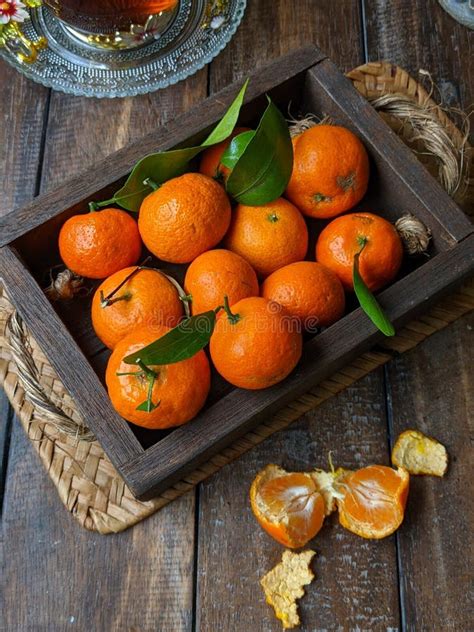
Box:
138, 173, 231, 264
184, 249, 259, 315
315, 212, 403, 291
261, 261, 345, 330
209, 296, 302, 390
58, 208, 141, 279
286, 125, 369, 218
250, 464, 326, 548
106, 325, 210, 429
91, 266, 183, 349
224, 198, 308, 277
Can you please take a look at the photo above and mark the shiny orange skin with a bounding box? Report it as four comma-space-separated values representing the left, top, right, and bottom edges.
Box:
261, 261, 345, 330
138, 173, 232, 264
286, 125, 370, 218
184, 249, 259, 315
224, 198, 308, 278
106, 325, 210, 429
315, 212, 403, 292
337, 465, 409, 539
250, 465, 326, 548
58, 208, 141, 279
91, 267, 183, 349
210, 297, 303, 390
199, 127, 251, 182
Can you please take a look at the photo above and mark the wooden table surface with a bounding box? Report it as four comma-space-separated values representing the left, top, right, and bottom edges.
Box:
1, 1, 472, 630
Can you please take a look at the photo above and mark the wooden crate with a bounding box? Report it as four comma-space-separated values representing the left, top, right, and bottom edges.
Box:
1, 46, 472, 500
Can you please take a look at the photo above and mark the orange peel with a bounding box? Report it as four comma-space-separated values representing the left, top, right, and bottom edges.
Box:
260, 549, 316, 629
391, 429, 448, 476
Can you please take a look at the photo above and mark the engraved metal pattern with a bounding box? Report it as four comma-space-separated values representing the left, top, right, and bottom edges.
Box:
0, 0, 247, 97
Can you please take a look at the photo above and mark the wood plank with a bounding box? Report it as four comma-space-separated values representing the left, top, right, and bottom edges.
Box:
1, 420, 196, 631
364, 0, 473, 108
197, 3, 399, 631
1, 73, 208, 630
197, 371, 400, 631
0, 66, 50, 514
364, 1, 474, 629
385, 313, 474, 630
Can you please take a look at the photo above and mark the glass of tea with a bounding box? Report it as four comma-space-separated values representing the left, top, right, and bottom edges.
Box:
44, 0, 179, 49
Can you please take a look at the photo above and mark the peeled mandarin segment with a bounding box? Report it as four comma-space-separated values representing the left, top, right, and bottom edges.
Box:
261, 549, 316, 630
391, 429, 448, 476
337, 465, 409, 539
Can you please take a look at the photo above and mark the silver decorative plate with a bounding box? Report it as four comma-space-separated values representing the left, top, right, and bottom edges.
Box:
0, 0, 247, 98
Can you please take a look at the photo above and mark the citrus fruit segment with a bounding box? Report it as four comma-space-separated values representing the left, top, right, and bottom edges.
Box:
315, 212, 403, 291
337, 465, 409, 539
59, 208, 141, 279
286, 124, 369, 218
105, 325, 210, 429
261, 549, 316, 630
391, 429, 448, 476
250, 464, 325, 548
92, 267, 183, 349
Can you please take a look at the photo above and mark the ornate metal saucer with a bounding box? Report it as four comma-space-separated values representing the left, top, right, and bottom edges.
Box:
0, 0, 247, 98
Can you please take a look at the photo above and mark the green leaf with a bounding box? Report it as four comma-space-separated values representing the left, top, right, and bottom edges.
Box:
353, 252, 395, 336
108, 80, 249, 212
220, 130, 255, 170
225, 97, 293, 205
201, 79, 249, 147
124, 311, 217, 366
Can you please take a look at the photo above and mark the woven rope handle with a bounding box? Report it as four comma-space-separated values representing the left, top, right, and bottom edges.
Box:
7, 311, 95, 441
368, 93, 469, 199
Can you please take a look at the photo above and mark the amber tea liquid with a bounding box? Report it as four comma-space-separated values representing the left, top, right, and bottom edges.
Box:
45, 0, 178, 33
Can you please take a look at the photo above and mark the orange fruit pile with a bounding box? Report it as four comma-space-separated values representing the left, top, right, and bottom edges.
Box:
56, 117, 409, 431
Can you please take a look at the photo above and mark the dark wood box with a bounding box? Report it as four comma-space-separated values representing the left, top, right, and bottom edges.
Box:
1, 47, 472, 500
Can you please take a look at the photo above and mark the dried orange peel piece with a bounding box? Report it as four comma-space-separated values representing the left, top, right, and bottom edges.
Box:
392, 429, 448, 476
336, 465, 409, 539
261, 549, 316, 629
250, 464, 326, 548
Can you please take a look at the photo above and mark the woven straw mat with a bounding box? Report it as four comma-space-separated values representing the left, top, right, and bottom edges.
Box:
0, 62, 472, 534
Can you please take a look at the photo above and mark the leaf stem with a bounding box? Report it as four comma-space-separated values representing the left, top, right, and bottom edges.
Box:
88, 198, 117, 211
223, 295, 240, 324
100, 256, 152, 308
143, 177, 160, 191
